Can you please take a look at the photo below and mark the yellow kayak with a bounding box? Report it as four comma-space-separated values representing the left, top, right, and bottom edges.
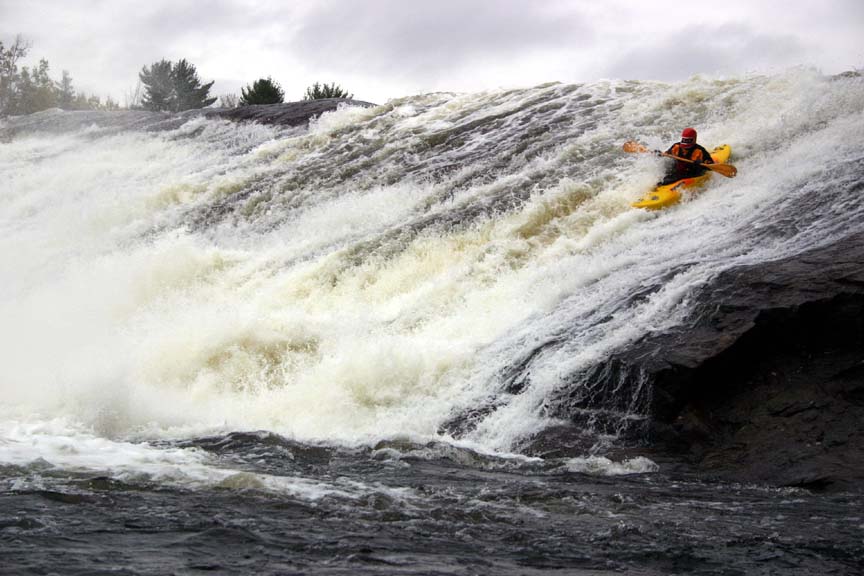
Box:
632, 145, 732, 210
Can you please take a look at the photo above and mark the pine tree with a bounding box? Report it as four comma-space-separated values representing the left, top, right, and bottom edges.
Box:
240, 77, 285, 105
139, 59, 174, 112
28, 59, 58, 112
139, 58, 216, 112
14, 67, 33, 114
303, 82, 353, 101
172, 59, 216, 111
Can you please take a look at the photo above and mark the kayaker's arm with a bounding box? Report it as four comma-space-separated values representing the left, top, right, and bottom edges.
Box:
697, 144, 714, 164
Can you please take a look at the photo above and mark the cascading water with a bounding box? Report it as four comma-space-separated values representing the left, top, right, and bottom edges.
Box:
2, 70, 863, 574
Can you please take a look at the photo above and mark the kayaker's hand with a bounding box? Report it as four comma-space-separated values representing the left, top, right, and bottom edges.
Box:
691, 161, 701, 166
653, 150, 661, 156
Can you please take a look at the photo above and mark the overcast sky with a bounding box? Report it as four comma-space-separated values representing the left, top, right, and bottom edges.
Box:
1, 0, 861, 105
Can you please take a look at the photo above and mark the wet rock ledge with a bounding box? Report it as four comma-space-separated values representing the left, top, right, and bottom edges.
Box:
537, 232, 864, 492
0, 99, 379, 139
205, 98, 378, 127
644, 234, 864, 491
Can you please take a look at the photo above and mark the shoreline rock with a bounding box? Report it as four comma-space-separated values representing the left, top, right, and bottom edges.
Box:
530, 232, 864, 492
205, 98, 378, 127
0, 99, 379, 139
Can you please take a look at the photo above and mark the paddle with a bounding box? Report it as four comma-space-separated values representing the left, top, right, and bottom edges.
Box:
623, 140, 738, 178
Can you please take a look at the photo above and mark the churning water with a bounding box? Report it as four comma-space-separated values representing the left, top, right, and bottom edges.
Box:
1, 70, 863, 574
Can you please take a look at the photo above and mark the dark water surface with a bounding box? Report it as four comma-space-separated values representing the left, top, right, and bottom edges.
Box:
2, 434, 862, 575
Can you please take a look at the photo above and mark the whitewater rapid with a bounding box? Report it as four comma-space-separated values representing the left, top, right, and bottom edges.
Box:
1, 69, 863, 487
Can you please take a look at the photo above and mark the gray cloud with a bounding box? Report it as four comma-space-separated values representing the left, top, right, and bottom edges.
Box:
605, 23, 811, 81
1, 0, 859, 104
291, 0, 592, 80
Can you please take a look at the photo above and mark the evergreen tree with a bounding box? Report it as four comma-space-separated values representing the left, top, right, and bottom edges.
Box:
14, 67, 33, 114
27, 59, 58, 113
56, 70, 75, 109
139, 59, 174, 111
0, 35, 30, 116
172, 59, 216, 111
240, 77, 284, 105
303, 82, 353, 101
139, 58, 216, 112
14, 60, 57, 114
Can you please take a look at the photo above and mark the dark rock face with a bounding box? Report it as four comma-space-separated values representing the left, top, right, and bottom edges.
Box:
651, 291, 864, 492
651, 234, 864, 491
533, 232, 864, 492
205, 98, 378, 127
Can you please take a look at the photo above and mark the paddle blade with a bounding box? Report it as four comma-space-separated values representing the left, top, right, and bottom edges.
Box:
707, 163, 738, 178
623, 141, 650, 153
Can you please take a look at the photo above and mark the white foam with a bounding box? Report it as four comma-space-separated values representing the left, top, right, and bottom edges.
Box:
564, 456, 659, 476
1, 71, 862, 465
0, 417, 417, 501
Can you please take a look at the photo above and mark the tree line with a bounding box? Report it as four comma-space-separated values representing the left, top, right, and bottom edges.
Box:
1, 35, 355, 117
0, 36, 119, 116
238, 78, 352, 106
137, 62, 352, 111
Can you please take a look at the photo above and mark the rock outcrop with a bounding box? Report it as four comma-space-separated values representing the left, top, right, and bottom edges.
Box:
206, 98, 378, 127
642, 233, 864, 491
0, 99, 379, 139
532, 232, 864, 492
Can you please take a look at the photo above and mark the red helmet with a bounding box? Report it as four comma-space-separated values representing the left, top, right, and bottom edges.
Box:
681, 127, 697, 148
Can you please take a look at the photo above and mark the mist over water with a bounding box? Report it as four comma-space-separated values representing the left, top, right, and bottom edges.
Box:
1, 70, 864, 574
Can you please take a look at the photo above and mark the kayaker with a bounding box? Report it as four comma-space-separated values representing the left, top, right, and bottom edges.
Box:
655, 127, 714, 184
